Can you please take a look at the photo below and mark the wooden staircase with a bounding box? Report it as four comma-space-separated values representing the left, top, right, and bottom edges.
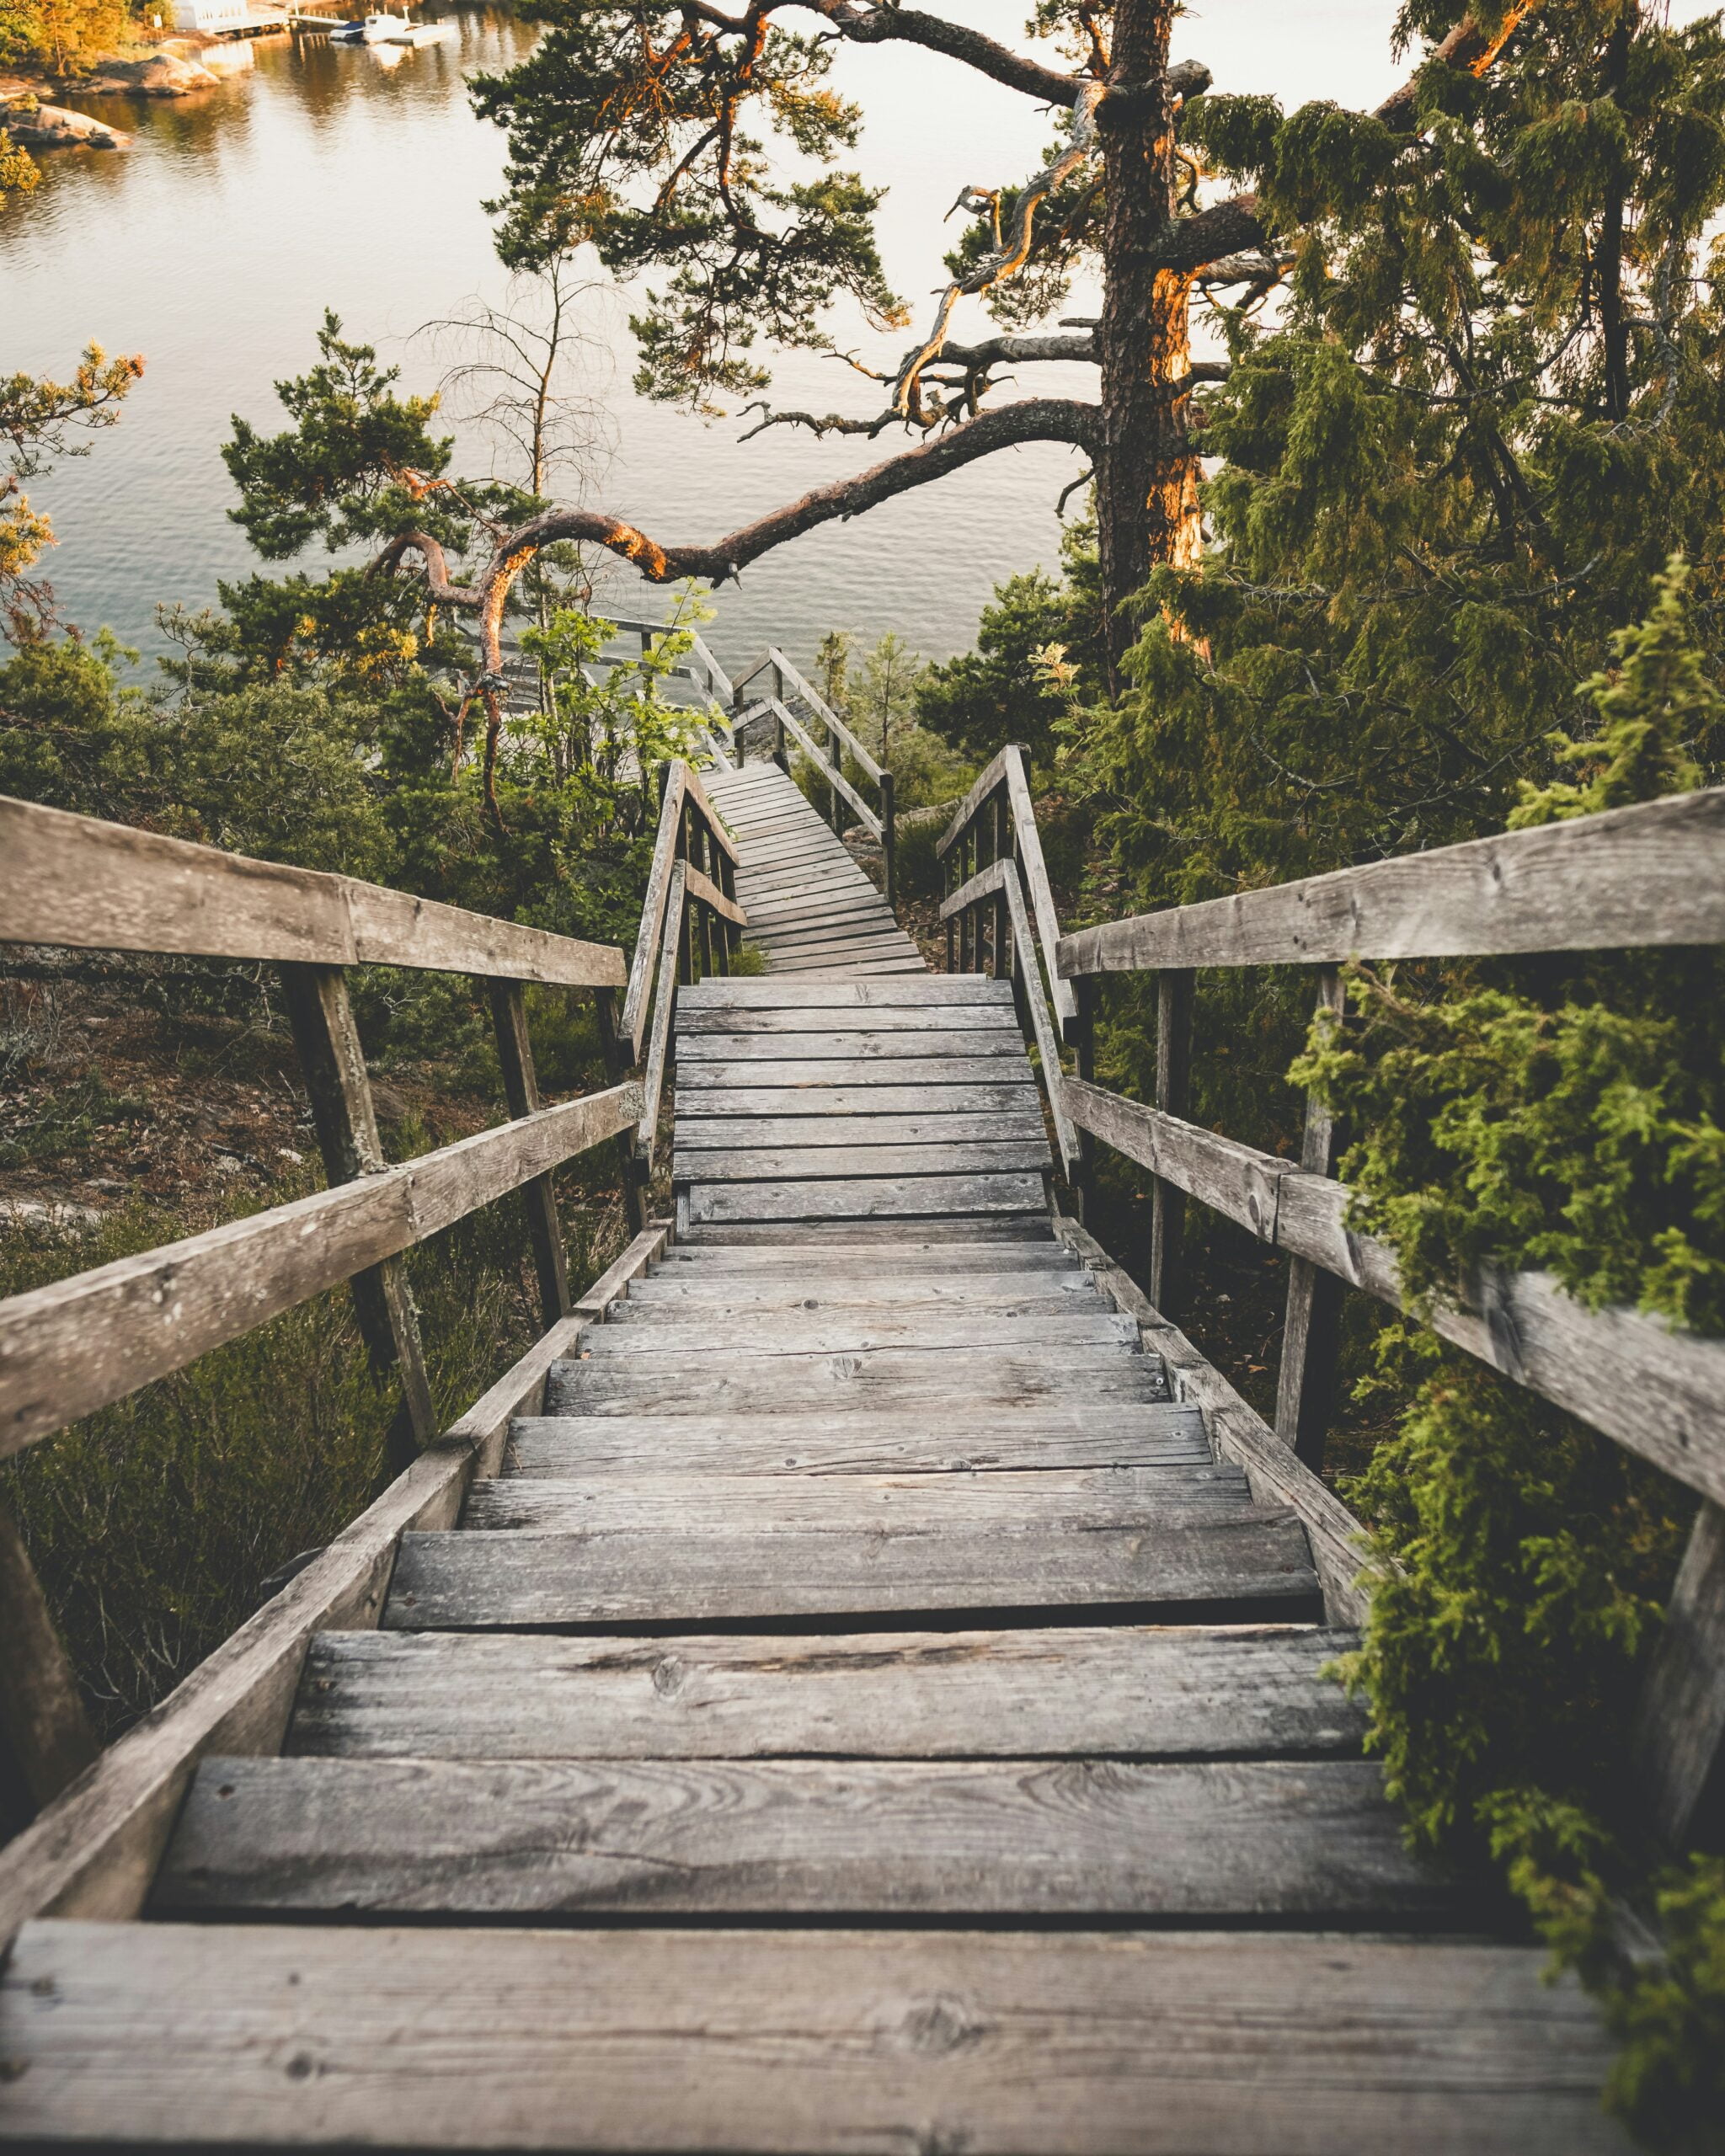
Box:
0, 766, 1632, 2152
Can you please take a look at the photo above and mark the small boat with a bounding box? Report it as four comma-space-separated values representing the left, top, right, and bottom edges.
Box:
328, 13, 448, 45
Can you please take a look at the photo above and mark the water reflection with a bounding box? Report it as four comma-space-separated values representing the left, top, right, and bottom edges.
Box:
7, 6, 1087, 672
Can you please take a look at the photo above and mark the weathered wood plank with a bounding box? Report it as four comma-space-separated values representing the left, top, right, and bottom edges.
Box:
681, 979, 1012, 1008
1057, 786, 1725, 973
0, 1919, 1629, 2153
767, 698, 884, 839
936, 746, 1012, 862
680, 1032, 1027, 1063
684, 1172, 1049, 1225
674, 1142, 1052, 1182
155, 1755, 1436, 1921
635, 864, 685, 1173
681, 1006, 1014, 1035
747, 907, 898, 937
0, 1500, 98, 1810
0, 1226, 666, 1942
548, 1347, 1165, 1418
290, 1623, 1359, 1760
0, 1085, 640, 1460
505, 1404, 1212, 1476
679, 1057, 1034, 1088
463, 1465, 1247, 1534
682, 1218, 1056, 1246
1632, 1499, 1725, 1845
0, 795, 628, 987
647, 1241, 1071, 1271
384, 1513, 1319, 1627
681, 863, 748, 928
616, 1275, 1099, 1310
580, 1310, 1135, 1355
676, 1084, 1041, 1118
673, 1113, 1049, 1148
621, 767, 688, 1057
770, 648, 886, 782
761, 942, 920, 970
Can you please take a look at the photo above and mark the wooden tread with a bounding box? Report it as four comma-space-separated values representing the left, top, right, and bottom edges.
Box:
0, 1920, 1631, 2153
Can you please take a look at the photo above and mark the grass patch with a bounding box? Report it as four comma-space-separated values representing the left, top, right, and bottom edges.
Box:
0, 1155, 630, 1753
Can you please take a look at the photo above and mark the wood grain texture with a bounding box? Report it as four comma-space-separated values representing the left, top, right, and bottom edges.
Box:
685, 1173, 1051, 1225
682, 1056, 1041, 1086
461, 1465, 1249, 1534
546, 1346, 1170, 1416
505, 1404, 1212, 1476
579, 1310, 1135, 1356
674, 1141, 1052, 1182
681, 980, 1012, 1009
0, 1500, 98, 1808
680, 1006, 1012, 1036
154, 1755, 1437, 1920
0, 1919, 1629, 2153
0, 1225, 667, 1940
615, 1274, 1103, 1310
384, 1513, 1318, 1628
673, 1112, 1050, 1147
676, 1084, 1042, 1118
1056, 785, 1725, 972
289, 1623, 1363, 1760
0, 794, 627, 987
1632, 1499, 1725, 1845
679, 1031, 1026, 1062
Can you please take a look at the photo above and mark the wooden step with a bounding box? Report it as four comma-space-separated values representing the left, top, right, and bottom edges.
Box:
681, 979, 1012, 1007
683, 1173, 1049, 1225
681, 977, 1010, 1003
460, 1465, 1253, 1534
152, 1756, 1444, 1924
680, 1006, 1018, 1035
679, 1031, 1026, 1062
644, 1235, 1069, 1267
286, 1624, 1363, 1760
676, 1216, 1058, 1245
613, 1274, 1103, 1310
680, 1056, 1044, 1090
671, 1112, 1051, 1147
0, 1919, 1628, 2153
381, 1513, 1319, 1627
673, 1080, 1044, 1116
577, 1311, 1135, 1354
505, 1404, 1212, 1476
545, 1345, 1168, 1415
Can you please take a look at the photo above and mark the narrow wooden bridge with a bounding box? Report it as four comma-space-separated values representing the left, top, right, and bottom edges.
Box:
2, 719, 1722, 2150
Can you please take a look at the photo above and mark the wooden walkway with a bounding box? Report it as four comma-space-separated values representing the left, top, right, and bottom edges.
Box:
0, 769, 1629, 2151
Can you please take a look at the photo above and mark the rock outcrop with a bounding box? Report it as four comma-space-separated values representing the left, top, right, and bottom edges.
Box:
2, 100, 130, 149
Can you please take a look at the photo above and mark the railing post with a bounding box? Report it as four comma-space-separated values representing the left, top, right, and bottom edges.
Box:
881, 770, 896, 913
0, 1499, 99, 1819
1275, 968, 1347, 1469
484, 980, 571, 1330
943, 836, 954, 972
1146, 968, 1194, 1315
770, 661, 788, 774
594, 985, 648, 1236
279, 963, 437, 1473
991, 787, 1010, 979
1070, 974, 1097, 1225
1632, 1499, 1725, 1847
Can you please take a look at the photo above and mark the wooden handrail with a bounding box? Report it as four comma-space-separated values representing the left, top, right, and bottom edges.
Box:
0, 1082, 643, 1461
936, 744, 1016, 862
0, 1224, 669, 1945
1057, 786, 1725, 973
767, 697, 884, 841
1058, 1073, 1725, 1510
939, 749, 1076, 1031
620, 762, 747, 1059
941, 858, 1080, 1175
766, 648, 884, 785
0, 797, 627, 988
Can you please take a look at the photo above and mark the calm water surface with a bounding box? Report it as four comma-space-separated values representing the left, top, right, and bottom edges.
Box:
6, 4, 1411, 675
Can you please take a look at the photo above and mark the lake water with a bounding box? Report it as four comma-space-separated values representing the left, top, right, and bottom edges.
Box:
5, 3, 1418, 678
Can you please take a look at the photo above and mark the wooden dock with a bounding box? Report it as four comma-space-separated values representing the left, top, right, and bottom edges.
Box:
0, 766, 1643, 2153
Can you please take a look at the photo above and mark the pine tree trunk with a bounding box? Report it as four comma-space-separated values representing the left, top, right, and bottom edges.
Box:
1096, 0, 1200, 675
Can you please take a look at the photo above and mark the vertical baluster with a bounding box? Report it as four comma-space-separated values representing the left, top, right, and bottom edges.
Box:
991, 789, 1010, 979
1146, 969, 1194, 1315
692, 824, 713, 982
0, 1500, 98, 1819
1632, 1499, 1725, 1847
594, 985, 647, 1235
881, 770, 896, 913
279, 963, 437, 1473
1070, 974, 1097, 1225
943, 838, 954, 973
485, 980, 571, 1329
1275, 968, 1347, 1469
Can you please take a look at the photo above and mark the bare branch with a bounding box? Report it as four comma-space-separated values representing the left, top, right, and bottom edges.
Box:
1375, 4, 1539, 131
804, 3, 1084, 106
377, 398, 1097, 675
